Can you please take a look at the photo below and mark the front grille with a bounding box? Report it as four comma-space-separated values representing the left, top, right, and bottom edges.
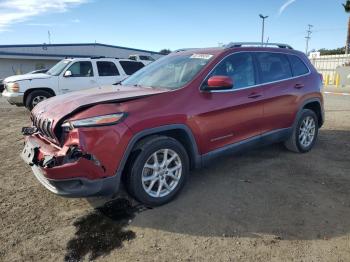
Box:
32, 113, 55, 140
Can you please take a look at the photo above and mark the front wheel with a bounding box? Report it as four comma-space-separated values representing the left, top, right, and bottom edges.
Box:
284, 109, 319, 153
126, 136, 189, 206
25, 90, 53, 110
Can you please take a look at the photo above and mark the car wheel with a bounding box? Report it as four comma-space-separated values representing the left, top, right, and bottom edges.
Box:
126, 136, 189, 206
284, 109, 319, 153
25, 90, 52, 110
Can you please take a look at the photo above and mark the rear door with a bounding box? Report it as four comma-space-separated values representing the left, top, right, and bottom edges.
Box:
59, 61, 98, 93
196, 52, 264, 153
96, 60, 124, 85
255, 52, 298, 133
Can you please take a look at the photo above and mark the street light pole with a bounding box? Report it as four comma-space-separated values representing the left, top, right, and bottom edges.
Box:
259, 14, 269, 46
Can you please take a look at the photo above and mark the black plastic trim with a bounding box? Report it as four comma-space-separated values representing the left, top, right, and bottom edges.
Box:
30, 164, 119, 197
202, 128, 292, 165
297, 98, 324, 127
116, 124, 201, 177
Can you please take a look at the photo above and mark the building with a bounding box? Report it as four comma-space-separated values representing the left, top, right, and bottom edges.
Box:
0, 43, 162, 80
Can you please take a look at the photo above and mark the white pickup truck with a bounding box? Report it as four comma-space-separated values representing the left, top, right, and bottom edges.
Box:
2, 57, 145, 109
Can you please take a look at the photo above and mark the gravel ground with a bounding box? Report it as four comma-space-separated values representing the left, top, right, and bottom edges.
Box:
0, 94, 350, 262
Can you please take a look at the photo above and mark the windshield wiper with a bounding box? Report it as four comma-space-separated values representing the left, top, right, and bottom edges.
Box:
113, 81, 122, 85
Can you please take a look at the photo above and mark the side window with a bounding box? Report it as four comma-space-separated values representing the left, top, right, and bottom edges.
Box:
140, 55, 155, 61
120, 61, 145, 75
209, 52, 256, 89
256, 52, 292, 83
67, 61, 93, 77
288, 55, 309, 76
97, 61, 119, 76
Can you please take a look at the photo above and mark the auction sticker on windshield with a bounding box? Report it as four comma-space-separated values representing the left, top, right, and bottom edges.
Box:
190, 54, 213, 59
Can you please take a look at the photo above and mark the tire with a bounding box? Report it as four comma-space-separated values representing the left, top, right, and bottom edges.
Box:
284, 109, 319, 153
25, 90, 53, 110
126, 136, 189, 206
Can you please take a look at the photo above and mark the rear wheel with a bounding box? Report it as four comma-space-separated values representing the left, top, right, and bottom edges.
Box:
25, 90, 52, 110
284, 109, 319, 153
126, 136, 189, 206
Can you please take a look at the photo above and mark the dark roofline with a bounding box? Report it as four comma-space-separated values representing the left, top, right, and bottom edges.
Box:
0, 51, 90, 58
0, 51, 91, 58
0, 43, 161, 55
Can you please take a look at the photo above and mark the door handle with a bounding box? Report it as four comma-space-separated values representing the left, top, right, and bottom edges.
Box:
294, 83, 305, 89
247, 92, 262, 99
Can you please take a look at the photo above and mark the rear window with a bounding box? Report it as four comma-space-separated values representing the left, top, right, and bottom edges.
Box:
256, 52, 292, 83
97, 61, 119, 76
288, 55, 309, 76
120, 61, 144, 75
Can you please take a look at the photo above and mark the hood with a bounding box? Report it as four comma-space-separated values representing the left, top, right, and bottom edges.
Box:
4, 73, 51, 83
32, 84, 168, 123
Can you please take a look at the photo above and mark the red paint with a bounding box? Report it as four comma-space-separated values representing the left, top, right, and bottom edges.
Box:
24, 46, 323, 184
207, 75, 233, 89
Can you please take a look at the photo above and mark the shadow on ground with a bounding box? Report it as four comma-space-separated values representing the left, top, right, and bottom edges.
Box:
132, 130, 350, 239
66, 129, 350, 259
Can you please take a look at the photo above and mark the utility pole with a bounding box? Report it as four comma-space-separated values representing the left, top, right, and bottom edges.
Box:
305, 24, 313, 55
48, 30, 51, 44
259, 14, 269, 46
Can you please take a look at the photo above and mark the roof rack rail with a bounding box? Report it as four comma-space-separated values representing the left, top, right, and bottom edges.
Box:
226, 42, 293, 50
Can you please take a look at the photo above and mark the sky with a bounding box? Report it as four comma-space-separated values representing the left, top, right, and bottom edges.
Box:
0, 0, 348, 53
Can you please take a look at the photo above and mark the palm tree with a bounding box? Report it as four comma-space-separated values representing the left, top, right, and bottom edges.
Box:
343, 1, 350, 54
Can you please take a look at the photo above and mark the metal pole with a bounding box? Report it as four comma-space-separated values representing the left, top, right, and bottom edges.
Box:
262, 19, 265, 45
305, 24, 313, 54
259, 15, 269, 46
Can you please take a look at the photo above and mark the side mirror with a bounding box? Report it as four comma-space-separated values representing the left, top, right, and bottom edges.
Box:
204, 76, 233, 91
64, 70, 72, 77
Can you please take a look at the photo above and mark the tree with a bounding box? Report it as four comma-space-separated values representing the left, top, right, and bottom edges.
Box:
343, 1, 350, 54
318, 47, 346, 55
159, 49, 171, 55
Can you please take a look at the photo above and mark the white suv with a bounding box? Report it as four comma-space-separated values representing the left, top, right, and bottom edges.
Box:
2, 57, 145, 109
128, 54, 155, 65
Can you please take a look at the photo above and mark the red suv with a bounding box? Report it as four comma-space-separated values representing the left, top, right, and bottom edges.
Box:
21, 43, 324, 206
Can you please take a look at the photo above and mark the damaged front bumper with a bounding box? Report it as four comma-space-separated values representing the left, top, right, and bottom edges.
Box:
20, 131, 123, 197
29, 164, 119, 197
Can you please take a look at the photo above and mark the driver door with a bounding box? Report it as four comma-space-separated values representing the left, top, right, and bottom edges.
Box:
59, 61, 98, 93
196, 52, 264, 154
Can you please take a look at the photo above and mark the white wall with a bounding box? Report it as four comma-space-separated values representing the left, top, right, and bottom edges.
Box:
309, 54, 350, 84
0, 58, 58, 79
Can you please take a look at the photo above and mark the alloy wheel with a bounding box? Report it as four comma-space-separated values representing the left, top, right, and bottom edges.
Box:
141, 149, 182, 198
299, 116, 316, 148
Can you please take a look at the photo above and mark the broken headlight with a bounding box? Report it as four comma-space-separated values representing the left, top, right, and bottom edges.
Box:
61, 113, 126, 130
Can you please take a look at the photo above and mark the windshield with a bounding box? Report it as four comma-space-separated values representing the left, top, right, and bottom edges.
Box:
122, 53, 213, 90
47, 59, 71, 76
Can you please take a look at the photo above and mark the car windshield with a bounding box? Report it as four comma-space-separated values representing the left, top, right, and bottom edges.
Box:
122, 53, 213, 90
47, 59, 71, 76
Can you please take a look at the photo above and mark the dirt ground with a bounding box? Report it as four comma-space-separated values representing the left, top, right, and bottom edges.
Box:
0, 94, 349, 262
